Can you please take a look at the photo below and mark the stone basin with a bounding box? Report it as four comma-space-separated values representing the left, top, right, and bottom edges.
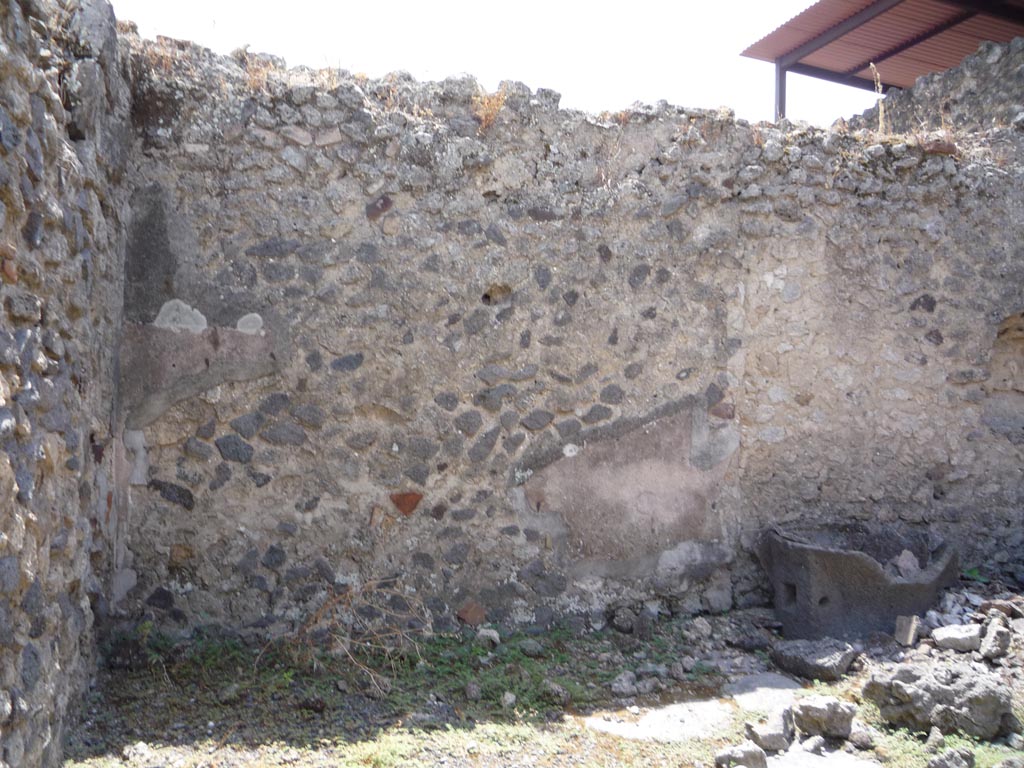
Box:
758, 523, 959, 640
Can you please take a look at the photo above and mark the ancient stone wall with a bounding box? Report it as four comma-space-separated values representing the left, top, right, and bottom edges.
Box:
113, 31, 1024, 642
1, 6, 1023, 765
855, 37, 1024, 134
0, 1, 132, 765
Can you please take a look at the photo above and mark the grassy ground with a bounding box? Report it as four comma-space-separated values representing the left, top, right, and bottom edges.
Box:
63, 615, 1024, 768
66, 619, 739, 767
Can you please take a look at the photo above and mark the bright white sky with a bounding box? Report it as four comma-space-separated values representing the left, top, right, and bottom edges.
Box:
109, 0, 882, 127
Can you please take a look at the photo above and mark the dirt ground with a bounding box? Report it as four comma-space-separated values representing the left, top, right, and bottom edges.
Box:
63, 592, 1024, 768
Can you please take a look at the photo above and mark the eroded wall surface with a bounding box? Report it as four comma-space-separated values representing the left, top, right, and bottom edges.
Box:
855, 36, 1024, 133
114, 33, 1024, 639
0, 4, 1022, 763
0, 0, 131, 765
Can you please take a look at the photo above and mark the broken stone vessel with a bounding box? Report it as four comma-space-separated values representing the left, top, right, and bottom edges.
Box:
758, 523, 959, 640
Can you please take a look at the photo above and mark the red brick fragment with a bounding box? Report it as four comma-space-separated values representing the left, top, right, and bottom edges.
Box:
365, 194, 393, 221
710, 402, 735, 420
923, 139, 957, 156
456, 600, 486, 626
389, 491, 423, 516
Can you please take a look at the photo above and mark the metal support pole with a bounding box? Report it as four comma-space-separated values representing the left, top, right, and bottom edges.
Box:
775, 63, 787, 122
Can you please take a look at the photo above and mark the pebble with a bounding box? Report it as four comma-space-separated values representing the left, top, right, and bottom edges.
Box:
476, 628, 500, 649
519, 638, 544, 658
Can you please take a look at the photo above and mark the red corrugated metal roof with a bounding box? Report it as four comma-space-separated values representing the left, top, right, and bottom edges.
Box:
743, 0, 1024, 89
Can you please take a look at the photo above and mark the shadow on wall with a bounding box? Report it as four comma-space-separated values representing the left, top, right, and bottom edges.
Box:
119, 183, 288, 430
983, 310, 1024, 444
520, 396, 739, 593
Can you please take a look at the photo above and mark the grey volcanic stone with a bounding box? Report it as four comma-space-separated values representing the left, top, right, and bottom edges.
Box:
932, 623, 982, 652
146, 587, 175, 610
0, 105, 20, 151
453, 410, 483, 436
610, 671, 638, 697
230, 412, 265, 439
792, 695, 856, 738
21, 644, 41, 690
581, 404, 613, 424
331, 353, 364, 372
0, 556, 20, 592
745, 707, 794, 753
534, 265, 552, 289
610, 606, 637, 633
434, 392, 459, 411
555, 418, 582, 440
628, 264, 651, 290
5, 291, 42, 322
260, 420, 307, 446
209, 462, 232, 490
246, 238, 299, 258
20, 579, 43, 618
928, 748, 975, 768
520, 409, 553, 431
714, 741, 767, 768
862, 662, 1014, 740
771, 638, 858, 682
216, 434, 254, 463
148, 480, 195, 510
184, 436, 214, 460
517, 559, 567, 597
473, 384, 516, 412
262, 545, 286, 570
290, 404, 326, 429
981, 621, 1011, 659
519, 638, 544, 658
600, 384, 625, 404
404, 463, 429, 485
443, 542, 469, 565
467, 426, 500, 462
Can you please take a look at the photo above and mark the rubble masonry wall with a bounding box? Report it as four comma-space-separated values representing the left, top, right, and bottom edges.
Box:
0, 2, 1022, 764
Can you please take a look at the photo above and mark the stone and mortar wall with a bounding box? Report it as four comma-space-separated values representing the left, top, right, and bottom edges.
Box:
1, 1, 131, 766
1, 5, 1023, 765
114, 33, 1024, 641
855, 36, 1024, 133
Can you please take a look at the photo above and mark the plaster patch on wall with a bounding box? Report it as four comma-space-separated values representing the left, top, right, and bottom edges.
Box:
235, 313, 264, 335
111, 567, 138, 605
120, 324, 285, 428
123, 429, 148, 484
982, 310, 1024, 444
524, 408, 735, 564
656, 541, 733, 580
154, 299, 207, 334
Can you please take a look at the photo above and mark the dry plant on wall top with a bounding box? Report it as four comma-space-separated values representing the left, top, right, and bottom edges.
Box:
473, 85, 507, 134
870, 62, 886, 135
232, 47, 274, 93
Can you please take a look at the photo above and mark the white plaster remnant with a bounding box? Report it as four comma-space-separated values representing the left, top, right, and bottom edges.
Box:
562, 443, 580, 458
111, 568, 138, 605
154, 299, 207, 333
758, 426, 787, 444
123, 429, 149, 485
235, 312, 264, 335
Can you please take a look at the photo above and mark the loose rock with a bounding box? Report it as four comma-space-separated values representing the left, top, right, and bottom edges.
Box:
715, 740, 768, 768
745, 706, 795, 753
928, 747, 975, 768
792, 695, 856, 739
932, 624, 983, 652
771, 638, 858, 681
862, 661, 1014, 739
